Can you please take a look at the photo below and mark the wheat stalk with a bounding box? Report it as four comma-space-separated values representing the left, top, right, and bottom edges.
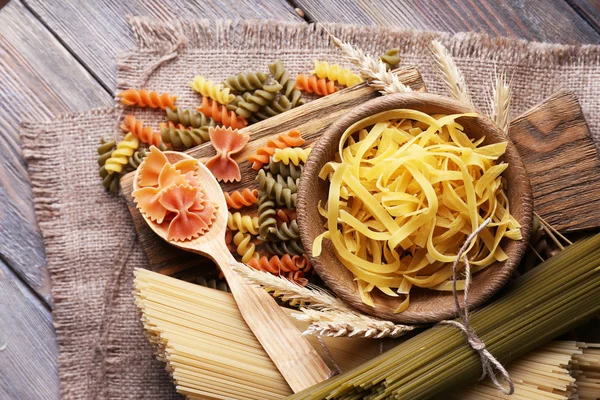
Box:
295, 308, 416, 339
329, 34, 412, 95
491, 70, 511, 134
430, 39, 473, 107
232, 262, 351, 311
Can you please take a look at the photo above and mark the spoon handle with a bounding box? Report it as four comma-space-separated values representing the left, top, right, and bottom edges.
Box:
213, 248, 332, 392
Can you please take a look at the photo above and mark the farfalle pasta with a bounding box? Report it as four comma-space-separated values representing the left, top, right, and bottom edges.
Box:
119, 89, 177, 109
133, 146, 217, 241
205, 127, 249, 182
295, 75, 337, 96
248, 130, 305, 170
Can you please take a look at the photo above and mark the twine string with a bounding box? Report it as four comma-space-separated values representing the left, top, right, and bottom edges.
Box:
441, 217, 514, 395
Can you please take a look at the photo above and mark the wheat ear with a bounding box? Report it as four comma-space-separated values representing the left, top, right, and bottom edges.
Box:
295, 308, 416, 339
329, 34, 412, 95
232, 262, 352, 311
430, 39, 473, 107
491, 70, 511, 134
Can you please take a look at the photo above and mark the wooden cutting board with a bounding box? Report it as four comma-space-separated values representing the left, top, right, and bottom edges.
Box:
121, 73, 600, 270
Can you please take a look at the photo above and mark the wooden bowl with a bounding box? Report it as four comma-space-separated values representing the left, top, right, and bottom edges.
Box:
297, 93, 533, 324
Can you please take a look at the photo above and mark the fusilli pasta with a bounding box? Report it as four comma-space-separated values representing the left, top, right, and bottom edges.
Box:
198, 97, 248, 129
121, 115, 164, 148
264, 239, 304, 257
234, 83, 283, 119
248, 130, 304, 170
267, 220, 300, 242
98, 138, 119, 193
227, 211, 259, 235
295, 75, 337, 96
232, 231, 258, 263
265, 158, 303, 180
312, 60, 363, 87
190, 75, 234, 104
166, 107, 216, 130
272, 147, 311, 165
246, 255, 307, 285
119, 89, 177, 109
257, 191, 277, 241
160, 122, 209, 149
222, 72, 269, 92
249, 96, 292, 123
256, 169, 297, 208
269, 59, 304, 107
225, 189, 259, 209
380, 49, 401, 71
276, 208, 296, 224
196, 276, 229, 292
128, 149, 148, 170
105, 133, 140, 174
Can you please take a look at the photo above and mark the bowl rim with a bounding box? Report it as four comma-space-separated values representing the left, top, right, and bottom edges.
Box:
296, 92, 533, 324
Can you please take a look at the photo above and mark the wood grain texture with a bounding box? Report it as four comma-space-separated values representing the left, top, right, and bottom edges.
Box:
0, 260, 59, 400
133, 151, 332, 392
22, 0, 303, 91
0, 0, 112, 300
297, 93, 533, 324
121, 68, 425, 266
509, 90, 600, 232
294, 0, 600, 44
567, 0, 600, 32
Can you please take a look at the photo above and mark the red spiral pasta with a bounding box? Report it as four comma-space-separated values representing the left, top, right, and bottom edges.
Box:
119, 89, 177, 109
225, 188, 259, 209
294, 74, 338, 96
121, 115, 164, 148
197, 97, 248, 129
248, 130, 305, 170
247, 255, 307, 285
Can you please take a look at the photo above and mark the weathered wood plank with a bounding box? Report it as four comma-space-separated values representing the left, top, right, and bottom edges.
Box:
294, 0, 600, 44
509, 90, 600, 232
0, 0, 113, 300
121, 68, 425, 266
22, 0, 304, 92
567, 0, 600, 33
0, 260, 59, 400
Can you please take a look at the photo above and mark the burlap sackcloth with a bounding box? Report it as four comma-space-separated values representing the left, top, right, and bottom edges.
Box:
20, 17, 600, 400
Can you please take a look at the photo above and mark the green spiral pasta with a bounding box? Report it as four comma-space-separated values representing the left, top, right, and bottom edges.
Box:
265, 238, 304, 257
269, 59, 305, 107
257, 191, 277, 241
160, 124, 210, 149
250, 96, 292, 123
196, 276, 229, 292
97, 138, 119, 193
223, 72, 269, 92
256, 169, 297, 208
235, 83, 283, 119
166, 107, 216, 129
265, 158, 303, 181
128, 149, 148, 170
380, 49, 401, 71
267, 220, 300, 242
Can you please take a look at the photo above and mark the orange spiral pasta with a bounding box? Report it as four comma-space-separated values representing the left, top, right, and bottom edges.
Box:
197, 97, 248, 129
248, 130, 305, 170
276, 208, 297, 225
121, 115, 164, 148
225, 188, 259, 209
246, 255, 307, 285
294, 74, 338, 96
119, 89, 177, 109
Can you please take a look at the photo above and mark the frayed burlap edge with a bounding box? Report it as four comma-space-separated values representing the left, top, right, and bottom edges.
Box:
127, 17, 600, 66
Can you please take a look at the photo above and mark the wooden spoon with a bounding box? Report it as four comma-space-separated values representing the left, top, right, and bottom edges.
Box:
134, 151, 331, 392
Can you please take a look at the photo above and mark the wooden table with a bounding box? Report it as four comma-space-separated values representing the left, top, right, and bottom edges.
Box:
0, 0, 599, 397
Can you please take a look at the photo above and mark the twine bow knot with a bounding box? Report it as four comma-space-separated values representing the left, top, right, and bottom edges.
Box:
441, 218, 515, 395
